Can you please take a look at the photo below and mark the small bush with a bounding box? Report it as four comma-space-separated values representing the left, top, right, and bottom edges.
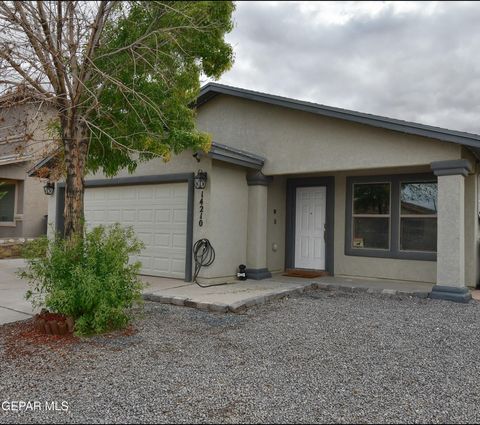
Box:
20, 224, 145, 336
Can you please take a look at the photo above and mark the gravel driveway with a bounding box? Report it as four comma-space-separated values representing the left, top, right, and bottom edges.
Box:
2, 290, 480, 424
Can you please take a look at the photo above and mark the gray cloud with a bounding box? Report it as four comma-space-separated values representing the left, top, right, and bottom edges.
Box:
214, 1, 480, 133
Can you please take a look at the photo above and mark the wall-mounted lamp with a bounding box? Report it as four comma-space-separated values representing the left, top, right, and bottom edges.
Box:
194, 169, 208, 190
43, 181, 55, 196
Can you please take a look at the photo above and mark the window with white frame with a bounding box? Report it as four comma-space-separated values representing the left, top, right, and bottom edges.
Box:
0, 183, 16, 223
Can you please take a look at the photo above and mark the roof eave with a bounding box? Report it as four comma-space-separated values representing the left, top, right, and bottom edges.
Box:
197, 83, 480, 151
0, 154, 33, 167
27, 150, 60, 177
197, 141, 265, 170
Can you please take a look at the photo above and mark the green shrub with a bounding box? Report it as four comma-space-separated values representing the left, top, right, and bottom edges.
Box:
20, 224, 145, 336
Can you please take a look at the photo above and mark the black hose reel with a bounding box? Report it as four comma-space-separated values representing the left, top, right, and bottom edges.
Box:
193, 238, 230, 288
193, 239, 248, 288
193, 239, 215, 281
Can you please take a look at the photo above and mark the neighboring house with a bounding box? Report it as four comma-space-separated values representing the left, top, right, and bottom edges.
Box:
43, 84, 480, 302
0, 91, 55, 239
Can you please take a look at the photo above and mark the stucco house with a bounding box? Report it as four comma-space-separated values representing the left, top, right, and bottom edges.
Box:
0, 92, 54, 239
45, 84, 480, 302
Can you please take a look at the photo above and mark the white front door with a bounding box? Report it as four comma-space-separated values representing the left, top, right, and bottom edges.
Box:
295, 186, 326, 270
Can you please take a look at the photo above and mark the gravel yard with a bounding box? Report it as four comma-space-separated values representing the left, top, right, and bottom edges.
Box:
2, 290, 480, 424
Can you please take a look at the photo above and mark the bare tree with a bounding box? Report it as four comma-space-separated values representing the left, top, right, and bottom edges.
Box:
0, 1, 114, 237
0, 1, 234, 238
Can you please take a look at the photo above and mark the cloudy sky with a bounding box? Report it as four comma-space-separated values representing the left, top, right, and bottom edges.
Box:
211, 1, 480, 134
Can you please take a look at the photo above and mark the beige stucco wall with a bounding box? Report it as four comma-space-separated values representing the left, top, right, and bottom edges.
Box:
22, 176, 48, 237
49, 94, 479, 286
47, 183, 57, 237
0, 168, 49, 239
0, 162, 28, 180
196, 95, 461, 175
196, 95, 480, 285
91, 151, 206, 179
200, 160, 248, 281
0, 102, 55, 238
267, 176, 286, 273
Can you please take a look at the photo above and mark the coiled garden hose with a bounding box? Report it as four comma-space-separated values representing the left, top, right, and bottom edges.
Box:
193, 239, 229, 288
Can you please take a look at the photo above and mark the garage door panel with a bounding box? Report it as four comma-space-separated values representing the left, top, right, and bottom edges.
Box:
151, 258, 170, 274
172, 233, 186, 248
107, 209, 121, 221
94, 210, 103, 220
121, 189, 137, 200
137, 209, 154, 222
173, 185, 187, 198
154, 233, 171, 247
136, 255, 153, 267
136, 232, 154, 247
154, 186, 174, 199
147, 247, 185, 257
171, 259, 186, 274
122, 209, 136, 222
84, 182, 188, 278
138, 187, 155, 199
173, 209, 187, 223
155, 209, 171, 223
107, 188, 122, 200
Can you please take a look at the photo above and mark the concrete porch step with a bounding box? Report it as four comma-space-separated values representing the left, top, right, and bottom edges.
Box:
141, 275, 437, 313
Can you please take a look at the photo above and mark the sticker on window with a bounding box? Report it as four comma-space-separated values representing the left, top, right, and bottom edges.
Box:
353, 238, 364, 248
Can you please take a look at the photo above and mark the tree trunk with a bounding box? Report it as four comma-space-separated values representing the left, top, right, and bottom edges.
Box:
63, 117, 89, 239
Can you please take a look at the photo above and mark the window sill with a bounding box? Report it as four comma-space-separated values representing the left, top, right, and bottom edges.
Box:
0, 222, 17, 227
345, 248, 436, 262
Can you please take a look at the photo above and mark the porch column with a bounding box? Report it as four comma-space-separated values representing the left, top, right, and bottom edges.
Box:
246, 171, 272, 280
430, 159, 472, 303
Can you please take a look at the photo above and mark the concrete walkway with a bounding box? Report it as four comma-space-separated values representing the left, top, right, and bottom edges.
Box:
0, 258, 35, 324
141, 273, 436, 313
0, 257, 474, 324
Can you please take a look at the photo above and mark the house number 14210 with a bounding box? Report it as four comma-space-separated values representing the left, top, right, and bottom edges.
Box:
199, 190, 204, 227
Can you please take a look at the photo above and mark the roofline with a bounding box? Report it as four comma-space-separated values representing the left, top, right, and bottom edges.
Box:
197, 83, 480, 150
0, 154, 33, 166
28, 141, 266, 179
197, 141, 265, 169
27, 149, 60, 177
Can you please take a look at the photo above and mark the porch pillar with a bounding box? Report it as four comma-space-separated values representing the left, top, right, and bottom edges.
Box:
430, 159, 472, 303
246, 171, 272, 280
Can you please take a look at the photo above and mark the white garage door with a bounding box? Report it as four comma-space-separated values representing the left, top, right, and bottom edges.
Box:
84, 182, 188, 278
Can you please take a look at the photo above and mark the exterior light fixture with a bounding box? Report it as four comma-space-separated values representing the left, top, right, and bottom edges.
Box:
43, 181, 55, 196
194, 169, 207, 190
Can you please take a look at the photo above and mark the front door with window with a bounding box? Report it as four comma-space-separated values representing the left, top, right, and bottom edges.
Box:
295, 186, 326, 269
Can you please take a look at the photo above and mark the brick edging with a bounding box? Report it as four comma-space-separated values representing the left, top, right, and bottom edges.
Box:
142, 281, 432, 314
